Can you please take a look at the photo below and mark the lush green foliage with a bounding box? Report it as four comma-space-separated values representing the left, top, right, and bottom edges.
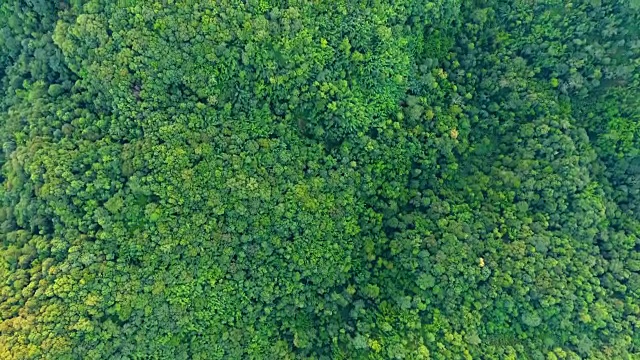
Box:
1, 0, 639, 359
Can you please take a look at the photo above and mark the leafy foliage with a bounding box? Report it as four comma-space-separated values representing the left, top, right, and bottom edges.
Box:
1, 0, 639, 359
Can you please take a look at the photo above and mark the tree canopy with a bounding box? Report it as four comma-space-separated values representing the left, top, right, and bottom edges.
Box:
1, 0, 639, 359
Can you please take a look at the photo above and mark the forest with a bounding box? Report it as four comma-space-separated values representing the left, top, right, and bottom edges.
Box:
0, 0, 639, 359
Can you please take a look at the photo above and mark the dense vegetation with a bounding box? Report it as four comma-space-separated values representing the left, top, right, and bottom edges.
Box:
1, 0, 639, 358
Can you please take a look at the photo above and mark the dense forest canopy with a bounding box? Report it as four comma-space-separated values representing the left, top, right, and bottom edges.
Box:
1, 0, 639, 359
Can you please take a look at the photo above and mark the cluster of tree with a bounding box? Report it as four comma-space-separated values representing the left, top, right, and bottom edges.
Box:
1, 0, 638, 359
